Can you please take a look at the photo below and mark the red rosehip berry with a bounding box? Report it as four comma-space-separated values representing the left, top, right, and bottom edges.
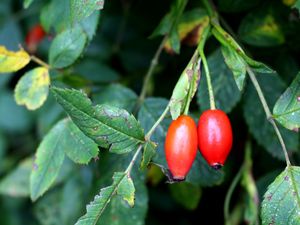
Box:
25, 24, 46, 53
198, 109, 233, 169
165, 115, 198, 180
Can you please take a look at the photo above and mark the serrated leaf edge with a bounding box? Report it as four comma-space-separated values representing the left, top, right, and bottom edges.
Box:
51, 87, 144, 152
75, 172, 134, 225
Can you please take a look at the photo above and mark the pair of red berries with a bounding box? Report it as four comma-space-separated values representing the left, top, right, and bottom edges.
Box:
165, 109, 233, 180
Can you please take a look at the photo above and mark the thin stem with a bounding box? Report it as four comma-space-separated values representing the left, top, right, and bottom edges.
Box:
199, 49, 216, 110
247, 67, 291, 166
183, 99, 190, 115
145, 103, 170, 140
125, 144, 143, 174
224, 164, 244, 222
31, 55, 50, 69
202, 0, 214, 17
138, 35, 168, 103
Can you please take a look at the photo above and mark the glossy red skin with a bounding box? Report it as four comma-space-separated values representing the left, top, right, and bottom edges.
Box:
198, 109, 233, 168
165, 115, 198, 180
25, 24, 46, 52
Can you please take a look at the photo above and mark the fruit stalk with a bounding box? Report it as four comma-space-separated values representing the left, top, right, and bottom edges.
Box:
145, 103, 170, 140
199, 49, 215, 110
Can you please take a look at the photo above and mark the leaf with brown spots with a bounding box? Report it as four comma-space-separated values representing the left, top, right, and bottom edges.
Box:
261, 166, 300, 225
51, 87, 145, 154
169, 54, 200, 120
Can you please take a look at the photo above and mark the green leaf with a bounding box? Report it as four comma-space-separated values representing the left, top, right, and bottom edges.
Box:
55, 158, 76, 186
170, 54, 200, 119
0, 157, 32, 197
0, 46, 30, 73
117, 174, 135, 207
244, 73, 299, 159
0, 90, 33, 132
63, 119, 99, 164
75, 172, 132, 225
273, 72, 300, 131
183, 57, 201, 111
169, 182, 201, 210
40, 0, 72, 32
141, 141, 157, 170
186, 153, 224, 187
79, 11, 100, 41
23, 0, 34, 8
238, 7, 285, 47
40, 0, 100, 38
30, 120, 66, 201
212, 27, 274, 74
96, 152, 148, 225
93, 84, 136, 112
261, 166, 300, 225
49, 26, 87, 69
70, 0, 104, 23
14, 67, 50, 110
151, 0, 187, 53
138, 98, 171, 168
29, 130, 77, 202
97, 193, 146, 225
211, 26, 244, 54
242, 55, 274, 74
221, 45, 247, 91
197, 49, 241, 113
51, 87, 144, 154
170, 68, 189, 119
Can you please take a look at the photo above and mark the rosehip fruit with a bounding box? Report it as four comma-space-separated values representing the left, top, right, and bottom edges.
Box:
198, 109, 233, 169
25, 24, 46, 53
165, 115, 198, 180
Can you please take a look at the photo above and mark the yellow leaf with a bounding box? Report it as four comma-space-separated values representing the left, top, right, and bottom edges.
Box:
282, 0, 296, 6
14, 67, 50, 110
164, 16, 209, 53
0, 46, 31, 73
